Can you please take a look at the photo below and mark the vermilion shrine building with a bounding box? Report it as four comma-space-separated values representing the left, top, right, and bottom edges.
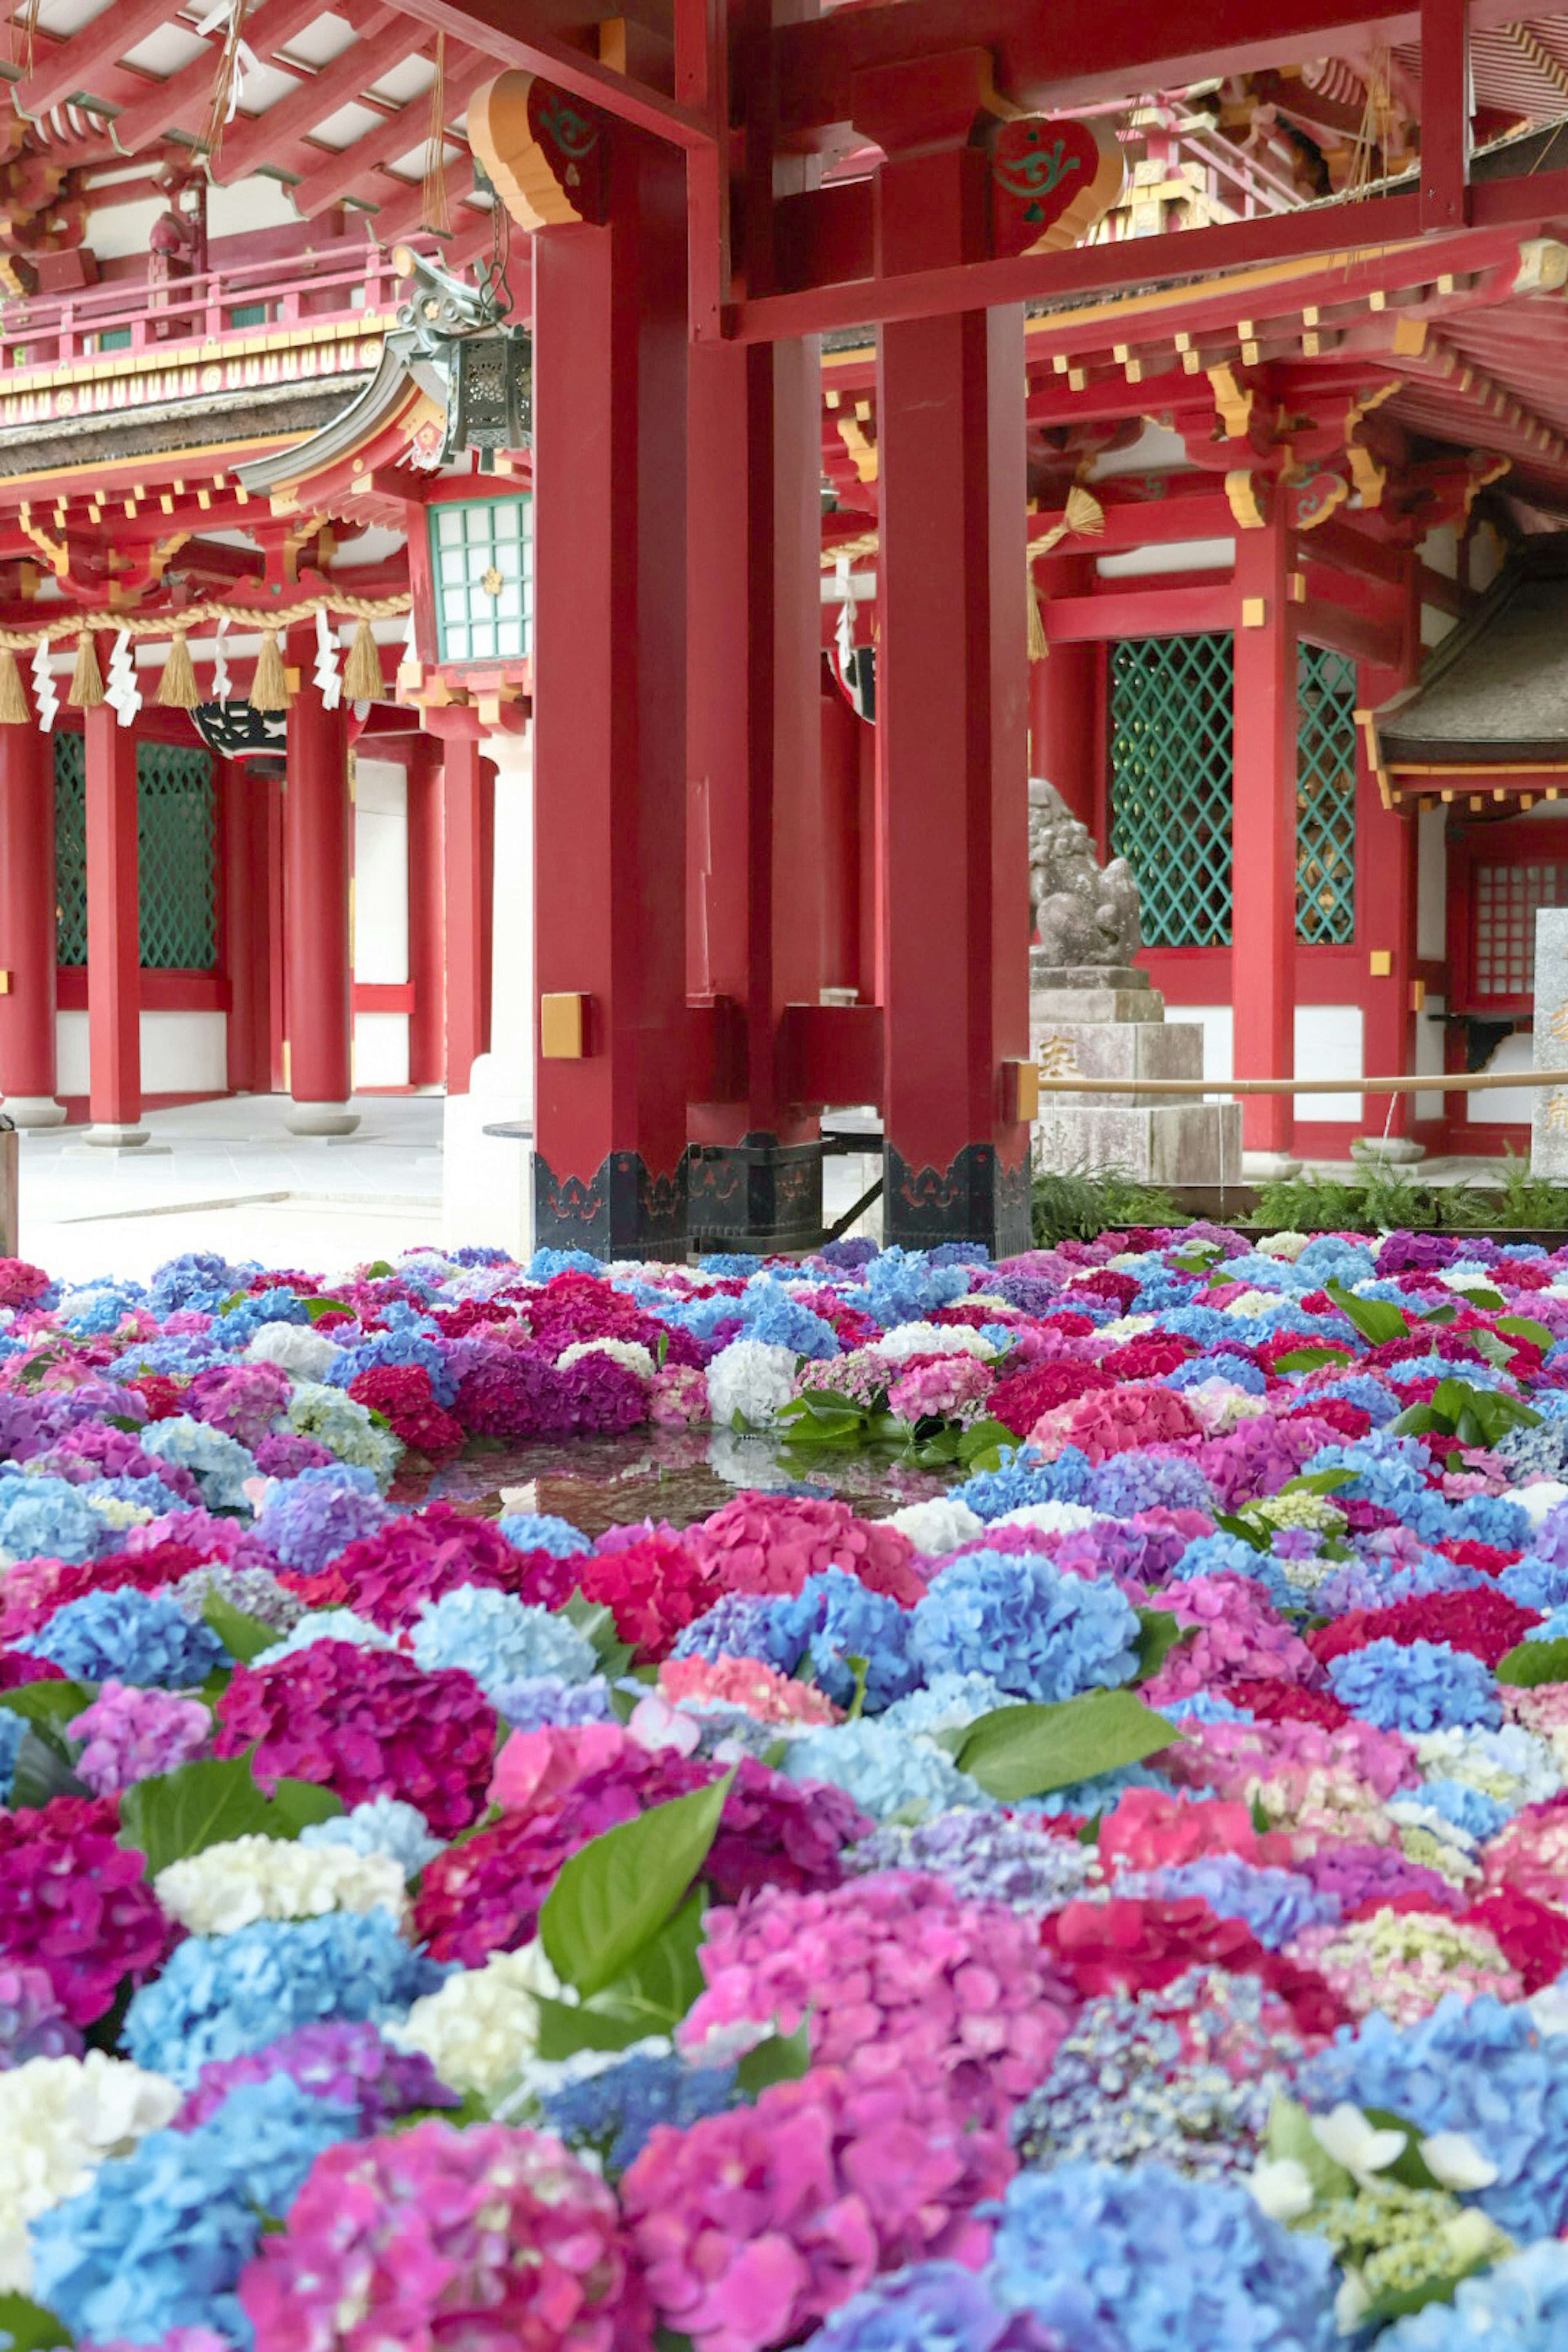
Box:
2, 0, 1568, 1256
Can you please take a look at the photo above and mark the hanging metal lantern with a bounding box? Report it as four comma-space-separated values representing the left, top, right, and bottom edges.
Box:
391, 244, 530, 471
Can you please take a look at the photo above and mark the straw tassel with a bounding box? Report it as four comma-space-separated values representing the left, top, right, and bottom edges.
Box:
1026, 562, 1049, 663
67, 632, 104, 709
419, 33, 454, 237
342, 619, 385, 704
249, 625, 289, 713
157, 628, 201, 710
0, 650, 27, 725
200, 0, 246, 163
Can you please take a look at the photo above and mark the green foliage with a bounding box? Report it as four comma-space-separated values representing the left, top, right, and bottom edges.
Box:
1253, 1171, 1363, 1231
540, 1776, 732, 2001
0, 1678, 96, 1731
735, 2020, 813, 2096
1497, 1638, 1568, 1688
200, 1590, 280, 1664
116, 1752, 343, 1875
1323, 1280, 1409, 1345
1132, 1608, 1190, 1682
955, 1689, 1179, 1803
0, 2292, 72, 2350
1252, 1151, 1568, 1236
776, 1392, 1016, 1475
1030, 1164, 1178, 1246
1389, 1376, 1541, 1451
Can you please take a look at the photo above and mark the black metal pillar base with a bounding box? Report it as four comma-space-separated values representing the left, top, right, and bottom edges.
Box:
884, 1142, 1031, 1258
688, 1132, 824, 1253
534, 1150, 689, 1263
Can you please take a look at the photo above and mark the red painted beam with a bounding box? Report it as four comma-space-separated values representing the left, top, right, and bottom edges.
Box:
376, 0, 714, 148
11, 0, 175, 122
1033, 488, 1237, 554
106, 0, 336, 154
291, 45, 499, 218
1041, 582, 1236, 642
1294, 594, 1404, 668
212, 8, 414, 185
768, 0, 1528, 135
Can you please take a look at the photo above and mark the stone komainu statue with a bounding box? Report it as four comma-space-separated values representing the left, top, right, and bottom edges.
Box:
1027, 778, 1141, 967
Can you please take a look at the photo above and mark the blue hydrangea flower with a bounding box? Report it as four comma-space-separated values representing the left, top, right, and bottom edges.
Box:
782, 1719, 992, 1823
697, 1252, 763, 1279
1409, 1776, 1512, 1840
750, 1568, 919, 1712
1326, 1637, 1502, 1734
864, 1248, 970, 1329
526, 1247, 603, 1279
805, 2262, 1043, 2352
1375, 2241, 1568, 2349
147, 1250, 255, 1314
123, 1911, 450, 2085
672, 1591, 804, 1673
409, 1585, 596, 1700
987, 2158, 1339, 2352
252, 1460, 388, 1572
1168, 1355, 1269, 1397
140, 1415, 258, 1512
299, 1796, 445, 1877
844, 1809, 1100, 1914
0, 1473, 108, 1563
951, 1448, 1092, 1520
910, 1551, 1139, 1703
881, 1671, 1013, 1735
1300, 1993, 1568, 2242
490, 1673, 616, 1732
1019, 1760, 1178, 1820
537, 2049, 737, 2171
17, 1587, 227, 1687
1120, 1855, 1341, 1948
1506, 1551, 1568, 1613
738, 1280, 840, 1361
495, 1512, 591, 1559
1083, 1452, 1216, 1517
29, 2075, 363, 2344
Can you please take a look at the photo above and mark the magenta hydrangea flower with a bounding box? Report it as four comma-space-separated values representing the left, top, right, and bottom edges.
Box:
67, 1680, 212, 1797
214, 1640, 497, 1836
621, 2063, 1012, 2352
238, 2120, 649, 2352
0, 1797, 173, 2027
682, 1873, 1076, 2126
1141, 1575, 1323, 1702
280, 1500, 548, 1630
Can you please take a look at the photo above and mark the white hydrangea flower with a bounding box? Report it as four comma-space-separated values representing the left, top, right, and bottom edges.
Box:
1093, 1314, 1158, 1342
868, 1323, 998, 1364
1513, 1479, 1568, 1529
992, 1501, 1098, 1536
245, 1321, 342, 1379
1414, 1724, 1561, 1808
0, 2051, 180, 2291
706, 1339, 798, 1428
1247, 2157, 1316, 2223
1256, 1231, 1311, 1261
557, 1338, 657, 1383
1182, 1382, 1270, 1434
389, 1941, 561, 2099
1311, 2103, 1408, 2185
1419, 2132, 1500, 2192
1221, 1288, 1280, 1319
83, 1495, 156, 1530
154, 1835, 408, 1936
885, 1497, 985, 1554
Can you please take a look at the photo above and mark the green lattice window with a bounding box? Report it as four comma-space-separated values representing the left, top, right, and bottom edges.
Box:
54, 734, 87, 966
430, 496, 533, 664
53, 735, 216, 970
139, 741, 216, 968
1296, 641, 1358, 945
1108, 632, 1234, 947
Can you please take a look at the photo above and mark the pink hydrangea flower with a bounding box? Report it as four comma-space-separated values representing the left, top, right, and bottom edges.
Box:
239, 2120, 648, 2352
657, 1655, 842, 1724
0, 1797, 173, 2026
621, 2063, 1011, 2352
67, 1680, 211, 1796
682, 1873, 1075, 2125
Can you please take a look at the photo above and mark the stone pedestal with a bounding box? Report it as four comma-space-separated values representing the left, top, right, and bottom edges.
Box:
1531, 909, 1568, 1176
1031, 960, 1241, 1186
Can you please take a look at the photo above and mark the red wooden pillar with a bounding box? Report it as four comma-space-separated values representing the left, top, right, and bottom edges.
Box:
1231, 517, 1298, 1158
222, 760, 271, 1094
532, 130, 688, 1258
406, 743, 444, 1089
84, 701, 144, 1140
686, 336, 825, 1249
1030, 554, 1099, 833
442, 735, 488, 1096
283, 672, 356, 1134
1358, 581, 1421, 1140
0, 722, 63, 1125
875, 141, 1031, 1254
